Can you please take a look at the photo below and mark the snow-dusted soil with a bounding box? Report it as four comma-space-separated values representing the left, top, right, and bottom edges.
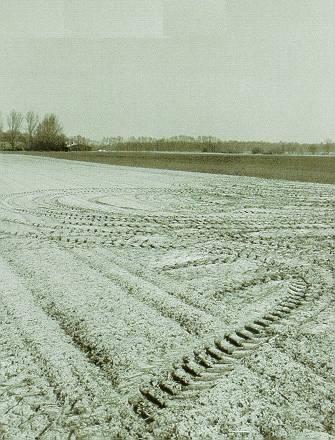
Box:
0, 154, 334, 439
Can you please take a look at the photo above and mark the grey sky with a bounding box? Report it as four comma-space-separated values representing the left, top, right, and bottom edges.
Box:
0, 0, 334, 142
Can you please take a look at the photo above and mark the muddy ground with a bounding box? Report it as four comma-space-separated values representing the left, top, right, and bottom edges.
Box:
0, 154, 334, 439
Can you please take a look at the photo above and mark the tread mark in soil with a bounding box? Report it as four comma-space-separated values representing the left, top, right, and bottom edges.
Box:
131, 278, 309, 423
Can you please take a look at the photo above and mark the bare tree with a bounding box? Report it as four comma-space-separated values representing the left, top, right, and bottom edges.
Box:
33, 113, 66, 150
25, 111, 39, 149
7, 110, 24, 149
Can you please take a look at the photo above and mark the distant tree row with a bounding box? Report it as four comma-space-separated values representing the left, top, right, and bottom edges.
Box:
101, 135, 221, 145
1, 110, 333, 155
0, 110, 67, 151
101, 139, 335, 154
99, 137, 335, 155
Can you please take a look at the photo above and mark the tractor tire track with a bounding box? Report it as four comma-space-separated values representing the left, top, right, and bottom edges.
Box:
131, 278, 313, 423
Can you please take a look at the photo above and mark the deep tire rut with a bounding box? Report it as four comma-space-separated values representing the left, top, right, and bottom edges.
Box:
131, 278, 313, 423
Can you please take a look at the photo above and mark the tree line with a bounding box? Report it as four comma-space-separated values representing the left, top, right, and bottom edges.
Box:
101, 135, 221, 145
100, 135, 334, 155
1, 110, 334, 155
0, 110, 70, 151
100, 139, 335, 155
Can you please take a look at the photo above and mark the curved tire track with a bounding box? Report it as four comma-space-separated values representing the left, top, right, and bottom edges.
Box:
131, 278, 313, 423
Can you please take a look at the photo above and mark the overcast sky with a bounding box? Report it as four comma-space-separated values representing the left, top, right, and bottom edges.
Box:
0, 0, 334, 142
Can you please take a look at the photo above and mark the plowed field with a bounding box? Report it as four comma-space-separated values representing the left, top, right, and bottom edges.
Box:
0, 154, 334, 439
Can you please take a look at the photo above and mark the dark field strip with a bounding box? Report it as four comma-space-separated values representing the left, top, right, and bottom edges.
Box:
12, 151, 335, 184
